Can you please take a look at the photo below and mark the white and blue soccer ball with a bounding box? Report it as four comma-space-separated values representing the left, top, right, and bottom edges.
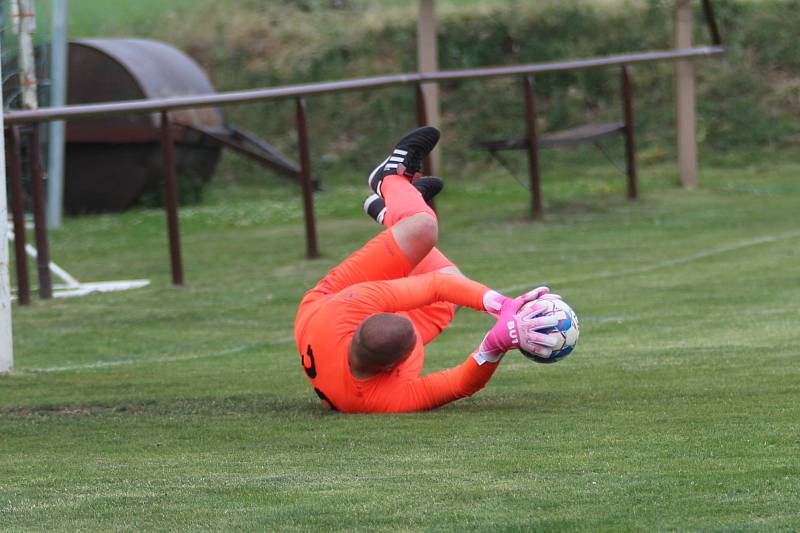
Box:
519, 297, 580, 364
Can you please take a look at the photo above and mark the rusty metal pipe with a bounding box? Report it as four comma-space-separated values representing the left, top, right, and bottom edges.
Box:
415, 83, 436, 212
160, 111, 184, 286
702, 0, 722, 46
4, 47, 725, 125
29, 125, 53, 299
6, 127, 31, 305
295, 98, 319, 259
621, 66, 638, 200
415, 83, 433, 176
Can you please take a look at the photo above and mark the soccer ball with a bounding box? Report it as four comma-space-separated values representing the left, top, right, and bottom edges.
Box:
519, 297, 580, 364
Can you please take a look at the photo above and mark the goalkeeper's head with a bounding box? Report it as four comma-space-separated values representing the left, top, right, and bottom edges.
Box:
349, 313, 416, 376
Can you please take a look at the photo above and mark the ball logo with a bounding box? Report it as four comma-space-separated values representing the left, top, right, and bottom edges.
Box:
507, 321, 518, 345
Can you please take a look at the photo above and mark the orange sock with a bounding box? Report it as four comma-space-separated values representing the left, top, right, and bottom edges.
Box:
382, 174, 436, 227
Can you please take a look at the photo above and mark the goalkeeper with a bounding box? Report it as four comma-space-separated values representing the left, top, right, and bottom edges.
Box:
293, 127, 561, 413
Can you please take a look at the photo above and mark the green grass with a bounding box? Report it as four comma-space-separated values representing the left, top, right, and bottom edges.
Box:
2, 151, 800, 531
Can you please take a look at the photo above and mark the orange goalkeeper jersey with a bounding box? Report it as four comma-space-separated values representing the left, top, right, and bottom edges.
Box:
294, 271, 499, 413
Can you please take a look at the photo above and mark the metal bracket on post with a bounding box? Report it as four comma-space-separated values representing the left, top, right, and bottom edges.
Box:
523, 75, 543, 219
295, 98, 319, 260
160, 110, 184, 286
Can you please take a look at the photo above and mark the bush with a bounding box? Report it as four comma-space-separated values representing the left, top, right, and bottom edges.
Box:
138, 0, 800, 182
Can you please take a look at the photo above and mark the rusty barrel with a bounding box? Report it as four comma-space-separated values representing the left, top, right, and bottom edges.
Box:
65, 38, 225, 213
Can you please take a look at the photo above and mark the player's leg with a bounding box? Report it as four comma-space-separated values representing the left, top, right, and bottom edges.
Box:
409, 248, 458, 276
363, 176, 442, 225
364, 173, 451, 278
403, 302, 455, 346
383, 176, 439, 266
304, 225, 418, 300
381, 181, 463, 343
310, 184, 438, 296
404, 249, 461, 345
366, 159, 461, 344
362, 126, 443, 267
305, 128, 440, 298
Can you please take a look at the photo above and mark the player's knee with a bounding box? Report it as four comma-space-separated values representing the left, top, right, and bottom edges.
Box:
392, 211, 438, 264
410, 212, 438, 251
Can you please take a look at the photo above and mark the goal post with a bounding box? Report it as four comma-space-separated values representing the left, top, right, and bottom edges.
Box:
0, 43, 13, 373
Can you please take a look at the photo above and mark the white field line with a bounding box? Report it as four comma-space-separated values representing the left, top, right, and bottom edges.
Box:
22, 336, 296, 374
499, 229, 800, 294
21, 230, 800, 375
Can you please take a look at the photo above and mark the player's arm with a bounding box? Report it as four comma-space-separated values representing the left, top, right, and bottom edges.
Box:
349, 273, 554, 318
347, 271, 491, 314
374, 311, 562, 413
378, 351, 500, 412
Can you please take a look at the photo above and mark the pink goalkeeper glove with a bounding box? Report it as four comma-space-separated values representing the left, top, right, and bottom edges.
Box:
482, 286, 558, 317
474, 292, 561, 365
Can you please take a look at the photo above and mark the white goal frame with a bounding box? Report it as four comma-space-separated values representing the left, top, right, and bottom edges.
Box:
1, 45, 13, 373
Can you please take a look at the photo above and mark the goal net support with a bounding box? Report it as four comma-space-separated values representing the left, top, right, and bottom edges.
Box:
7, 222, 150, 300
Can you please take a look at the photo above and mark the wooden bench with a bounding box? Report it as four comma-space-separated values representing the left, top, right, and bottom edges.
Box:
475, 66, 638, 218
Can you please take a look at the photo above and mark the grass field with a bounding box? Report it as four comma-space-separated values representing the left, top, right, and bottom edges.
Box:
2, 150, 800, 530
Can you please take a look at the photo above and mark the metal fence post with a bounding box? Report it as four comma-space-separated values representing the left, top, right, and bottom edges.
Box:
6, 127, 30, 305
523, 75, 543, 219
415, 83, 434, 176
701, 0, 722, 45
29, 125, 53, 299
160, 110, 184, 286
621, 66, 638, 200
295, 98, 319, 259
415, 83, 436, 212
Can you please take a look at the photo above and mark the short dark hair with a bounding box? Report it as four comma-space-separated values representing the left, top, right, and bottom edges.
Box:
353, 313, 416, 369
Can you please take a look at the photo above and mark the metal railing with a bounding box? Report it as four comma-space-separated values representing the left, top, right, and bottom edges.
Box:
3, 46, 725, 302
5, 47, 723, 123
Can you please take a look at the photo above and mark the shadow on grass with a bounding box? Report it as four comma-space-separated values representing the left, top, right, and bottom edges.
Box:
0, 394, 333, 419
0, 390, 593, 419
